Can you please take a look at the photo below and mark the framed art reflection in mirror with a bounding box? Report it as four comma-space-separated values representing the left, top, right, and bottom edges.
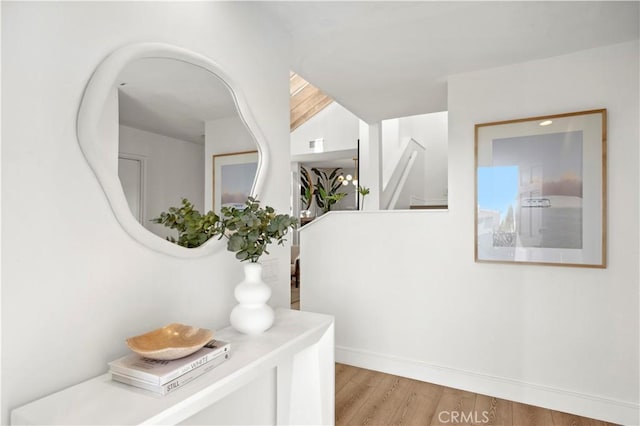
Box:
212, 151, 259, 214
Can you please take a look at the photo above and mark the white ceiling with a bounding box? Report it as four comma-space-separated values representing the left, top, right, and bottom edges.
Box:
115, 3, 638, 141
259, 1, 639, 123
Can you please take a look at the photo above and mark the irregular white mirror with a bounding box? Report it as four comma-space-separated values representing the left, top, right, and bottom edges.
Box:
78, 43, 269, 257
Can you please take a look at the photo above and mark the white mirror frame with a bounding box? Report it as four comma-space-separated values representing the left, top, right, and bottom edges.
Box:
77, 43, 269, 258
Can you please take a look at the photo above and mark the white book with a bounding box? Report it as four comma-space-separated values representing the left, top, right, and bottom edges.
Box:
111, 351, 230, 395
108, 339, 230, 385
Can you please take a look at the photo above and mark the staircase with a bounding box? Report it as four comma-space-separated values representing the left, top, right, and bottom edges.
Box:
381, 138, 426, 210
290, 72, 333, 131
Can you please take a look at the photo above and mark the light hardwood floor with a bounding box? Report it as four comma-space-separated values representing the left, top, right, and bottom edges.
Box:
336, 363, 615, 426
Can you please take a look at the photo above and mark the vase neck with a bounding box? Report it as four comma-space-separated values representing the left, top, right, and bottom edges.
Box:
243, 262, 263, 282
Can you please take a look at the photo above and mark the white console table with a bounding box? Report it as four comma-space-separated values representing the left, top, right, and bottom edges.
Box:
11, 309, 334, 425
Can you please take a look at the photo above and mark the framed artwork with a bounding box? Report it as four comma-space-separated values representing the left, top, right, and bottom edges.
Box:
212, 151, 259, 213
475, 109, 606, 268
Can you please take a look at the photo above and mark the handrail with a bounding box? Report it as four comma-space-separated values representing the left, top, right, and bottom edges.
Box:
387, 150, 418, 209
381, 138, 425, 209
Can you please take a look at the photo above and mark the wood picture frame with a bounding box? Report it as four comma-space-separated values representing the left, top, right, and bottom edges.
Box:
475, 109, 607, 268
212, 150, 259, 214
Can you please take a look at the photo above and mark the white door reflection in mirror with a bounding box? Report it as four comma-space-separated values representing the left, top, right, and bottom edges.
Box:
77, 43, 269, 258
118, 154, 145, 223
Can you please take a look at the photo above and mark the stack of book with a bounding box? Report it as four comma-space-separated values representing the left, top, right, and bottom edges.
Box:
109, 339, 231, 395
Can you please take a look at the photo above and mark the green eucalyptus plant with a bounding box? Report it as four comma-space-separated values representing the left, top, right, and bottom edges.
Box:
215, 197, 298, 262
152, 197, 298, 263
151, 198, 218, 248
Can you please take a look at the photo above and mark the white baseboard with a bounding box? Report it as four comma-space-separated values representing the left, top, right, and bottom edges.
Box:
336, 345, 639, 425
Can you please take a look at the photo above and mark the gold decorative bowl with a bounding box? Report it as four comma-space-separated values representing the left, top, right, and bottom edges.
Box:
126, 323, 214, 360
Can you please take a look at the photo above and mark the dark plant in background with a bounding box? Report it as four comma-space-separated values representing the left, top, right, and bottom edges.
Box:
300, 166, 314, 211
319, 189, 347, 210
312, 167, 346, 213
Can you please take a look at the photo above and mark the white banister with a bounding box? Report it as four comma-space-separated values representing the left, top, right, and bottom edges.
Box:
387, 150, 418, 209
381, 138, 426, 209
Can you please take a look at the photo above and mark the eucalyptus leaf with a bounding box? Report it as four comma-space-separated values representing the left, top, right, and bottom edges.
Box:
152, 196, 298, 262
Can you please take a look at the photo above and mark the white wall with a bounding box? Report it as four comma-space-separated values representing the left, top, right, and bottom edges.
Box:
358, 121, 381, 210
301, 41, 639, 424
1, 2, 291, 423
381, 118, 401, 188
204, 116, 256, 211
291, 102, 359, 157
119, 125, 204, 239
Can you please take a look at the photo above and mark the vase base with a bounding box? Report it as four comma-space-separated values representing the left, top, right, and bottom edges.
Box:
230, 304, 275, 335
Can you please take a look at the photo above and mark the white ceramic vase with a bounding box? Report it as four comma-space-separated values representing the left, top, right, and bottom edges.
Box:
230, 262, 275, 335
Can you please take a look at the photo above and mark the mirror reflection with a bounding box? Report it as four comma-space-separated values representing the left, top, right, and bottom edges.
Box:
114, 58, 258, 242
